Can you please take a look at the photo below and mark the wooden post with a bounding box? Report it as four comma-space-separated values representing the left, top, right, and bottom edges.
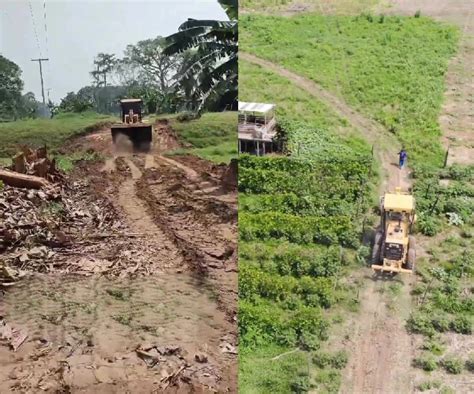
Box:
429, 195, 440, 215
443, 145, 450, 168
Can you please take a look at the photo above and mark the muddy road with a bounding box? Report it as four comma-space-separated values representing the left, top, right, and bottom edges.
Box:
0, 120, 237, 392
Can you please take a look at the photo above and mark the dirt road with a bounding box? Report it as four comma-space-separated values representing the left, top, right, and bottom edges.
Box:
0, 121, 237, 392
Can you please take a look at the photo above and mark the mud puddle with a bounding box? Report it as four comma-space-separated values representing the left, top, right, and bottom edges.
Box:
0, 273, 233, 392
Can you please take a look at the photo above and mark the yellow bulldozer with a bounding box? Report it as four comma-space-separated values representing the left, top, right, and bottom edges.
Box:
371, 188, 416, 274
111, 99, 152, 152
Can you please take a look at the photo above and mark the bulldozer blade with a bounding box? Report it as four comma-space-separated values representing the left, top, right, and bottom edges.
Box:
371, 264, 413, 274
111, 124, 152, 152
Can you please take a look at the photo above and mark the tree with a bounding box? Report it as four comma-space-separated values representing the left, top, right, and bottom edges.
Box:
122, 37, 179, 92
58, 91, 93, 113
0, 55, 24, 120
163, 0, 238, 112
91, 53, 117, 88
19, 92, 38, 118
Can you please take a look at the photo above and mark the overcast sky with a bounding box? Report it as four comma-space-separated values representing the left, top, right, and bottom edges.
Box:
0, 0, 227, 102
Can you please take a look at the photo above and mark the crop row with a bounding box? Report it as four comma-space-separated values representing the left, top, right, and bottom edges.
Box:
239, 242, 344, 278
239, 153, 372, 181
239, 242, 345, 278
241, 264, 336, 309
239, 298, 329, 348
239, 211, 359, 247
239, 167, 365, 201
240, 193, 358, 217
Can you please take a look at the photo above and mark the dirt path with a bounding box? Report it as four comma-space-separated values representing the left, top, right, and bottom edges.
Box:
241, 52, 415, 393
0, 121, 237, 392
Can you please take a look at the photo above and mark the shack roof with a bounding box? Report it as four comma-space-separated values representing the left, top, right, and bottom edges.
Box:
239, 101, 275, 114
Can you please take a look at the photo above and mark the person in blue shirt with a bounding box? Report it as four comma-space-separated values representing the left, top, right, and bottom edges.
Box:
399, 149, 407, 169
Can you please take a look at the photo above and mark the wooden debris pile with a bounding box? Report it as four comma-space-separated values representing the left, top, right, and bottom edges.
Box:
0, 146, 61, 189
0, 147, 123, 282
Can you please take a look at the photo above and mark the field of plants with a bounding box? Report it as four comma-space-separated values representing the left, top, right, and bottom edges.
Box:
239, 146, 376, 392
240, 13, 459, 167
408, 164, 473, 388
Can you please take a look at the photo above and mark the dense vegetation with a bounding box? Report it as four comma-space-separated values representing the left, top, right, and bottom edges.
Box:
240, 13, 459, 167
408, 165, 473, 375
239, 138, 375, 392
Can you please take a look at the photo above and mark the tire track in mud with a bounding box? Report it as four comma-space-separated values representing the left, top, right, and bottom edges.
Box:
134, 158, 238, 319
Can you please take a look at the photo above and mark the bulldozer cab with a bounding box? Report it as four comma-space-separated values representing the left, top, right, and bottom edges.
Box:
372, 189, 416, 274
120, 99, 143, 123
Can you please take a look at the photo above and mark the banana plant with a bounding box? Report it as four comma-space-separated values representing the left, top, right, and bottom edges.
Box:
163, 0, 237, 112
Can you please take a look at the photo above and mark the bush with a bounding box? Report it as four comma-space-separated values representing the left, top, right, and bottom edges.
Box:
441, 357, 463, 374
290, 374, 310, 393
407, 313, 436, 336
176, 111, 200, 122
414, 10, 421, 18
450, 316, 472, 334
417, 380, 441, 391
413, 355, 438, 371
465, 353, 474, 372
417, 215, 441, 236
313, 351, 348, 370
421, 338, 445, 355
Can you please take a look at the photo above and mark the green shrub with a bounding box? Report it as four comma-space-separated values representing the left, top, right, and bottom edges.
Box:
313, 351, 348, 369
450, 316, 472, 334
465, 353, 474, 372
421, 337, 446, 355
413, 354, 438, 371
176, 111, 200, 122
414, 10, 421, 18
417, 380, 441, 391
417, 215, 442, 236
441, 357, 463, 374
290, 374, 310, 393
431, 315, 451, 332
407, 313, 436, 336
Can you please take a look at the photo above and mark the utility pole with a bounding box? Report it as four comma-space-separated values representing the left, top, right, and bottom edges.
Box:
31, 58, 49, 105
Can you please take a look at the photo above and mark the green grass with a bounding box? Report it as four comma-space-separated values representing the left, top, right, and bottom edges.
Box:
241, 14, 459, 167
167, 112, 237, 163
0, 111, 114, 157
240, 345, 309, 393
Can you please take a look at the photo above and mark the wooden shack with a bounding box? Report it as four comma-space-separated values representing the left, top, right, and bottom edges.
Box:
238, 102, 277, 156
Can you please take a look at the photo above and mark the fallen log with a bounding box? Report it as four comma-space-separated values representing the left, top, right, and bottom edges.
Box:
0, 169, 50, 189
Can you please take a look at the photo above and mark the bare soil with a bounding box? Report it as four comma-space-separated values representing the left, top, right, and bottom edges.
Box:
0, 121, 237, 392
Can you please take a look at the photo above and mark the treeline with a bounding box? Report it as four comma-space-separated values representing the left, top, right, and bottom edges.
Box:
0, 0, 237, 121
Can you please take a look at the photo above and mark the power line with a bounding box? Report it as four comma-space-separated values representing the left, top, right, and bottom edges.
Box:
42, 0, 49, 57
28, 0, 42, 57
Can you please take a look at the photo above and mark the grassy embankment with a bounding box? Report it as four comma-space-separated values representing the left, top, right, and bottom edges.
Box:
0, 111, 114, 170
165, 112, 237, 164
